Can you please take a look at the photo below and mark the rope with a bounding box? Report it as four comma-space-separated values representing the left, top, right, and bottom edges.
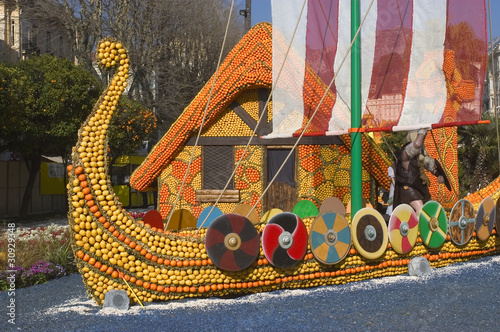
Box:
195, 0, 308, 234
117, 269, 145, 309
246, 0, 376, 218
362, 0, 411, 163
429, 130, 459, 200
165, 0, 236, 230
316, 0, 336, 76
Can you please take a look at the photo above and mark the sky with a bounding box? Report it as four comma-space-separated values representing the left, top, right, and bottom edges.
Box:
249, 0, 500, 40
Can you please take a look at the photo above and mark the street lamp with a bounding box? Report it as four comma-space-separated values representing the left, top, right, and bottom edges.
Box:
239, 0, 251, 33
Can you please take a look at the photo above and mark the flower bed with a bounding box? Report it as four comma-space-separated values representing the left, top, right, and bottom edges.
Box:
129, 212, 146, 220
0, 224, 77, 291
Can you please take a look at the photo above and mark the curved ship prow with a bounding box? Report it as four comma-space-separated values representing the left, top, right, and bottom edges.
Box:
68, 32, 499, 307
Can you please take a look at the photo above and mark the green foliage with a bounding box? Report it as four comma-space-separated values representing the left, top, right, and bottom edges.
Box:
0, 54, 101, 158
45, 239, 76, 272
0, 225, 76, 290
0, 54, 152, 216
0, 65, 27, 153
458, 114, 500, 195
377, 131, 407, 163
108, 96, 157, 164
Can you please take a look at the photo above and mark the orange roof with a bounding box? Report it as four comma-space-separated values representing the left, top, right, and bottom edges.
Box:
130, 23, 274, 191
130, 22, 391, 192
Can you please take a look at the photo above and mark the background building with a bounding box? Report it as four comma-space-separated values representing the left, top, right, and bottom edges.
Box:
483, 37, 500, 114
0, 0, 72, 63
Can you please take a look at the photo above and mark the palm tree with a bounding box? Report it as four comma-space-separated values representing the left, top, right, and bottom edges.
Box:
458, 115, 500, 195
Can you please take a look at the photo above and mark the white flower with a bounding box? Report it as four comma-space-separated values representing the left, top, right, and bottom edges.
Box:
13, 224, 69, 243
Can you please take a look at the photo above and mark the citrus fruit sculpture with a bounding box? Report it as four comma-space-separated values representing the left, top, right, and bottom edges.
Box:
67, 35, 500, 308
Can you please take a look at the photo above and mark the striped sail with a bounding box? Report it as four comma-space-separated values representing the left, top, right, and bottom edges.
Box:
265, 0, 487, 138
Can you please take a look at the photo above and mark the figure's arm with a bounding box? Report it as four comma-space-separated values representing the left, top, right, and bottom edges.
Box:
420, 155, 442, 177
421, 155, 435, 173
411, 128, 427, 150
388, 166, 395, 178
427, 158, 445, 183
421, 155, 445, 184
402, 129, 427, 162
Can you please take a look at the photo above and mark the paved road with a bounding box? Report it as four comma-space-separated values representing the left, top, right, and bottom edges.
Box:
1, 255, 500, 332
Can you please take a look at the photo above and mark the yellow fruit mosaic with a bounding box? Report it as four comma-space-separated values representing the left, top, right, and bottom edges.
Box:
424, 127, 459, 209
158, 146, 202, 218
234, 146, 264, 214
298, 145, 371, 207
201, 110, 254, 137
235, 89, 261, 121
67, 29, 500, 309
157, 85, 268, 219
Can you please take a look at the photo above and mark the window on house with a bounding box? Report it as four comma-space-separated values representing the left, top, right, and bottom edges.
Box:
202, 145, 234, 189
267, 148, 296, 187
10, 20, 15, 45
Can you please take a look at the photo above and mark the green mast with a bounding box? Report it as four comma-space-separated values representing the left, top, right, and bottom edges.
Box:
351, 0, 362, 216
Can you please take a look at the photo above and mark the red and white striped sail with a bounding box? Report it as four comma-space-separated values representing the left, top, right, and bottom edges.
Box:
265, 0, 487, 138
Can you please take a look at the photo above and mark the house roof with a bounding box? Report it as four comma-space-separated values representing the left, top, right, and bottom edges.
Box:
130, 23, 274, 191
130, 22, 391, 192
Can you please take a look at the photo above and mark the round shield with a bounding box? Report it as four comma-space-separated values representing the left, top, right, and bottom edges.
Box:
476, 197, 495, 242
165, 209, 196, 230
319, 197, 346, 215
262, 212, 308, 268
292, 200, 319, 219
351, 208, 388, 260
141, 209, 164, 230
449, 199, 475, 246
205, 214, 260, 271
418, 200, 448, 249
496, 198, 500, 235
232, 204, 260, 224
310, 212, 351, 265
197, 206, 223, 228
388, 204, 418, 254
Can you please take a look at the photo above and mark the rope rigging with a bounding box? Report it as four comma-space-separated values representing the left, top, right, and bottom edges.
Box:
165, 0, 236, 229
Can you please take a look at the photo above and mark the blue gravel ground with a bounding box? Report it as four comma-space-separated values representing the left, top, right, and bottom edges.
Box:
1, 255, 500, 332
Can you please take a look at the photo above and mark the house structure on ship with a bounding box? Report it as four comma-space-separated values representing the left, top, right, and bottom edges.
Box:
129, 23, 393, 223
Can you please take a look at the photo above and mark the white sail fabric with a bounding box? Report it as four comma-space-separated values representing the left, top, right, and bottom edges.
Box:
394, 0, 447, 130
266, 0, 487, 138
327, 0, 351, 134
327, 0, 377, 135
267, 0, 308, 138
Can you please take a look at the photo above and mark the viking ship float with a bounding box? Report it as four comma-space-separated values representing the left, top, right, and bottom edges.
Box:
67, 0, 500, 306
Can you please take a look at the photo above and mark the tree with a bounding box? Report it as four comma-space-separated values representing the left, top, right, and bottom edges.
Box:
458, 115, 500, 196
377, 131, 406, 162
107, 96, 157, 167
19, 0, 103, 73
0, 54, 101, 218
20, 0, 245, 132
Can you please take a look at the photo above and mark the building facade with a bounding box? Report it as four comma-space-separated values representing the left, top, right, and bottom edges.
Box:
484, 41, 500, 114
0, 0, 72, 63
